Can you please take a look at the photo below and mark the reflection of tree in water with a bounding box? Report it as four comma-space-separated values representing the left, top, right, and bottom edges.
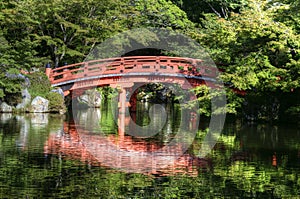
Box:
0, 111, 299, 198
0, 114, 21, 136
203, 124, 300, 198
69, 106, 299, 196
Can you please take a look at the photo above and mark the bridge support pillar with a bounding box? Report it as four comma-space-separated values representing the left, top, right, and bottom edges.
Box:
115, 83, 133, 113
116, 84, 132, 137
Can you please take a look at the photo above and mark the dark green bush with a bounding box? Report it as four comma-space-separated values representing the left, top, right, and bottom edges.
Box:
0, 68, 24, 106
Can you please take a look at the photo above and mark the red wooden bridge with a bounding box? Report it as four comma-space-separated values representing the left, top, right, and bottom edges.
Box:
46, 55, 222, 116
46, 56, 219, 96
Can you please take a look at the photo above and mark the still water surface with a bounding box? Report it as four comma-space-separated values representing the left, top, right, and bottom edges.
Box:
0, 102, 299, 198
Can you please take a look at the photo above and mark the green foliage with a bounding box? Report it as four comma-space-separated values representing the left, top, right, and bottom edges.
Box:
46, 92, 65, 113
187, 85, 242, 117
0, 0, 299, 120
97, 86, 117, 99
198, 1, 299, 92
135, 83, 175, 103
1, 0, 194, 68
0, 68, 24, 105
191, 0, 300, 120
134, 0, 193, 30
0, 31, 15, 68
172, 0, 250, 22
191, 85, 211, 116
286, 105, 300, 116
26, 72, 51, 99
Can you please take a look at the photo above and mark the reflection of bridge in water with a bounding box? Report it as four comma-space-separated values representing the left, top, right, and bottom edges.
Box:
44, 109, 211, 176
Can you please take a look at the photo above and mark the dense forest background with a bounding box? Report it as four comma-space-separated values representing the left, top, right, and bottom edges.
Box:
0, 0, 299, 122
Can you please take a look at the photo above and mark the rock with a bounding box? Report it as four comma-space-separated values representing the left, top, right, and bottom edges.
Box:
30, 67, 40, 73
77, 89, 102, 108
0, 113, 13, 121
58, 108, 66, 114
31, 96, 49, 113
23, 77, 31, 87
51, 88, 64, 98
16, 88, 31, 109
5, 72, 30, 87
5, 72, 26, 79
0, 102, 13, 112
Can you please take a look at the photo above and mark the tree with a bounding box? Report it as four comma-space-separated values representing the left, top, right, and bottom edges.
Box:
194, 0, 300, 120
171, 0, 249, 22
0, 1, 43, 70
19, 0, 133, 67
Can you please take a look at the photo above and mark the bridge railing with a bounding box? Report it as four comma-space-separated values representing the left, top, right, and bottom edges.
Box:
49, 56, 218, 85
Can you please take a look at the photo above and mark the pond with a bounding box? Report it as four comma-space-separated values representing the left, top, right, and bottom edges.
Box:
0, 101, 299, 198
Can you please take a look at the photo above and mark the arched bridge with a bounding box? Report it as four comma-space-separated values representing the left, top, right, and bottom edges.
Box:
46, 56, 219, 97
46, 56, 222, 114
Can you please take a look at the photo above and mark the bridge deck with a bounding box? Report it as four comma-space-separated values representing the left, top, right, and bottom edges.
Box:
48, 56, 218, 88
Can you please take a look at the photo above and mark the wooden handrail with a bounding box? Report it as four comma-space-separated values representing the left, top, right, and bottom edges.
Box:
49, 56, 218, 85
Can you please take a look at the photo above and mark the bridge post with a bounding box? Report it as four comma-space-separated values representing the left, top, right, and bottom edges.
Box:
45, 63, 52, 79
120, 57, 125, 73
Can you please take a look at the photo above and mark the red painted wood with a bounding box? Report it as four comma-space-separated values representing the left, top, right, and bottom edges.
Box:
49, 56, 218, 86
47, 56, 227, 99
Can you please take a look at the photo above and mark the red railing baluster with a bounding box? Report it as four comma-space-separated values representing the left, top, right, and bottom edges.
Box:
48, 56, 219, 92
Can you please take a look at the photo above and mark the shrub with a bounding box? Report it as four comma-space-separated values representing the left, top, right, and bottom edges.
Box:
46, 92, 66, 113
26, 72, 51, 99
0, 68, 24, 106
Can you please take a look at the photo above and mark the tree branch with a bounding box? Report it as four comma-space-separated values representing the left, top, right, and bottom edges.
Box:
207, 2, 222, 18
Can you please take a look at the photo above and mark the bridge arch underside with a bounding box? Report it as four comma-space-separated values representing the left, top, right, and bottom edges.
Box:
54, 73, 217, 97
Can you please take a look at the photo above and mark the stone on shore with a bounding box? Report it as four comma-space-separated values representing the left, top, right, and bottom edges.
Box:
31, 96, 49, 113
0, 102, 13, 112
